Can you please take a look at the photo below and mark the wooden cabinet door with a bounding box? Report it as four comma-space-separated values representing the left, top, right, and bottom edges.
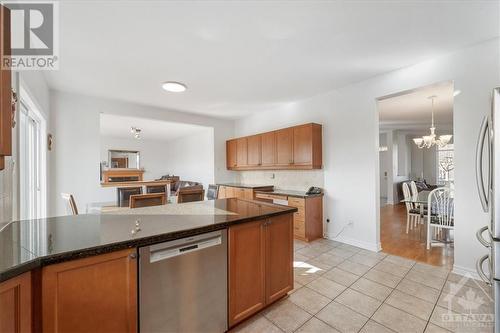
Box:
225, 186, 235, 198
236, 138, 248, 167
276, 128, 293, 165
265, 214, 293, 304
226, 140, 237, 169
228, 220, 266, 327
243, 188, 254, 200
247, 135, 261, 166
261, 131, 276, 166
0, 271, 32, 333
42, 249, 137, 333
0, 5, 11, 163
218, 186, 226, 199
293, 124, 313, 165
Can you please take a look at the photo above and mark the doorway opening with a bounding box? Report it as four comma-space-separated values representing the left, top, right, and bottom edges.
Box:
377, 81, 455, 268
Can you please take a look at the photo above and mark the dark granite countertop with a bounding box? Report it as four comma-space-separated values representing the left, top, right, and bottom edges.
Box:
217, 183, 274, 189
255, 189, 324, 198
0, 198, 296, 282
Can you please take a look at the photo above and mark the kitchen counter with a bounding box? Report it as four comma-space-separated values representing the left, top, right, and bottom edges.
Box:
0, 198, 296, 282
217, 183, 274, 189
255, 189, 324, 198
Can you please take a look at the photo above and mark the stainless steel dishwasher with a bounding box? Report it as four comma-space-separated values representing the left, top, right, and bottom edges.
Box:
139, 230, 227, 333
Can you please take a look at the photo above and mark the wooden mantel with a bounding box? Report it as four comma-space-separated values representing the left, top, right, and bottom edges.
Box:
101, 168, 145, 184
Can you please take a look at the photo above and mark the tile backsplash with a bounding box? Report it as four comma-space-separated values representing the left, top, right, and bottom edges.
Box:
237, 170, 324, 191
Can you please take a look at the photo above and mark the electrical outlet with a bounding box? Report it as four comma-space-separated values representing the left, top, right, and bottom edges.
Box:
270, 173, 275, 179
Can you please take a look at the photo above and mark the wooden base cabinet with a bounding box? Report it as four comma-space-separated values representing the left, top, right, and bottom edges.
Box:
288, 196, 323, 242
0, 271, 32, 333
42, 249, 138, 333
228, 214, 293, 327
218, 185, 273, 200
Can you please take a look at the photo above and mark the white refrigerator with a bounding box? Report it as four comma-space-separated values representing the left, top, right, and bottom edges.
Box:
475, 87, 500, 329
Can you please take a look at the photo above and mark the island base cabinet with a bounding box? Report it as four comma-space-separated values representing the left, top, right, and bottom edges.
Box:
228, 214, 293, 327
0, 271, 32, 333
42, 248, 137, 333
265, 214, 294, 304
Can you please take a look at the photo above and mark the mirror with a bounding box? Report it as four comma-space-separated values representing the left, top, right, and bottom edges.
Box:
108, 150, 140, 169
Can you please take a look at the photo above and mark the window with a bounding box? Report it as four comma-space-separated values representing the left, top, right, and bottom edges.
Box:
437, 143, 454, 185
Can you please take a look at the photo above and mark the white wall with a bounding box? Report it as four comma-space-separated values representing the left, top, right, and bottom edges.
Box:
411, 143, 438, 184
235, 39, 500, 276
161, 129, 215, 191
49, 91, 234, 217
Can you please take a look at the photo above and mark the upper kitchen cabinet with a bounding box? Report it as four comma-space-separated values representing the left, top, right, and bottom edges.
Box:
293, 123, 322, 168
275, 128, 294, 166
236, 137, 248, 167
226, 140, 237, 169
247, 135, 261, 166
226, 123, 322, 170
261, 131, 276, 166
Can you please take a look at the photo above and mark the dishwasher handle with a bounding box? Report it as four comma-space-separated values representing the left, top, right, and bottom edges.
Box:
149, 232, 223, 263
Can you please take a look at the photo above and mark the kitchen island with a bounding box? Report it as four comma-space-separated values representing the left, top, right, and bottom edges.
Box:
0, 198, 296, 332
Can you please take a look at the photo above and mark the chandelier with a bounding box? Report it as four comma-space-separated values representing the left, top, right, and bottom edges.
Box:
413, 96, 452, 149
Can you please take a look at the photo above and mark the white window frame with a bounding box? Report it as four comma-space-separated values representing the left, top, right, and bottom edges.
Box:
18, 83, 48, 255
19, 85, 47, 220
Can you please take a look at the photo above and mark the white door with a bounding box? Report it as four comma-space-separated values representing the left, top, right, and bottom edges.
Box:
19, 99, 42, 220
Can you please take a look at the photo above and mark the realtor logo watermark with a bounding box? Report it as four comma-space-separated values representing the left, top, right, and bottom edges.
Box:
2, 1, 59, 70
440, 273, 494, 330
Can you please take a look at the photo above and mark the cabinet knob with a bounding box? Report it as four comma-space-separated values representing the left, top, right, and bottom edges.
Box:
129, 253, 138, 259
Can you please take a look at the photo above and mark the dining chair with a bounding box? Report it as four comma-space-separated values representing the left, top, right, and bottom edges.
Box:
129, 193, 166, 208
117, 187, 143, 207
146, 184, 167, 194
178, 188, 205, 203
409, 181, 419, 197
409, 181, 424, 223
61, 193, 78, 215
402, 183, 420, 233
426, 187, 454, 249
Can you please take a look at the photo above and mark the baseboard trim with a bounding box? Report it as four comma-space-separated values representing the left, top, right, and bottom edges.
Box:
452, 264, 481, 281
327, 234, 381, 252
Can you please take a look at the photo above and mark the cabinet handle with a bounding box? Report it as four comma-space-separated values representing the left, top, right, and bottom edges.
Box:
129, 253, 138, 260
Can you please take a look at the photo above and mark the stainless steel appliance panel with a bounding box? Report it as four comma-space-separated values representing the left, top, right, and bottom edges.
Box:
492, 88, 500, 239
139, 230, 227, 333
495, 281, 500, 332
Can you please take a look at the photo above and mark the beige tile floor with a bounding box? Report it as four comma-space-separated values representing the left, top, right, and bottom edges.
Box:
231, 238, 494, 333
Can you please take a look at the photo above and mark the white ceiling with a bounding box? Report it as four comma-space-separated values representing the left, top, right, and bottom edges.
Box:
100, 114, 211, 141
378, 81, 454, 130
45, 1, 499, 119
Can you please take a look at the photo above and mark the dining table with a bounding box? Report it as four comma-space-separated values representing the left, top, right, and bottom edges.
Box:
400, 189, 454, 243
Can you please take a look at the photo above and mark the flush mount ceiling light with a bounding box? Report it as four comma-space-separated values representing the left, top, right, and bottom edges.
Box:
161, 81, 187, 93
131, 127, 141, 139
412, 95, 452, 149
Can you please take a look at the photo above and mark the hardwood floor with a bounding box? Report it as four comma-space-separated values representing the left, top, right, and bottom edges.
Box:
380, 204, 454, 269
